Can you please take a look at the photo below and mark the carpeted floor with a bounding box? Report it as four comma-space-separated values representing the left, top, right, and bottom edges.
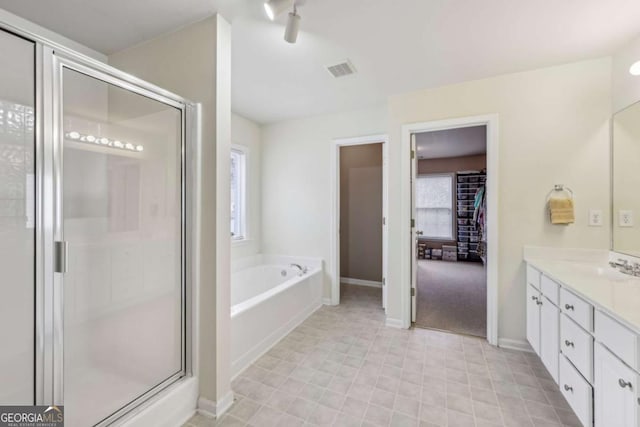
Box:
416, 259, 487, 337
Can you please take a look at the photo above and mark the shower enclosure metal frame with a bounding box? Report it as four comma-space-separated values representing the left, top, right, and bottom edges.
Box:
0, 18, 198, 426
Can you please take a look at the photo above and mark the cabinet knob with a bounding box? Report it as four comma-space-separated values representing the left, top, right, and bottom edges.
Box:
536, 300, 543, 306
564, 304, 574, 311
619, 379, 633, 389
564, 384, 573, 392
564, 340, 574, 348
531, 296, 538, 301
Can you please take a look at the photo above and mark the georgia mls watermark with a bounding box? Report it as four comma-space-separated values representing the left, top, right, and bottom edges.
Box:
0, 406, 64, 427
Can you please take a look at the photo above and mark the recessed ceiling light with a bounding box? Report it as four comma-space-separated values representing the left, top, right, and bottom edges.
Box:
630, 61, 640, 76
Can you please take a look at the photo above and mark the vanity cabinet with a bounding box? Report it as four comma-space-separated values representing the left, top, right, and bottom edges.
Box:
526, 268, 559, 382
526, 262, 640, 427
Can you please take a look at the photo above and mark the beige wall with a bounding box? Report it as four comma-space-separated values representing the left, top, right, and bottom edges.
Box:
109, 15, 232, 404
387, 57, 612, 341
418, 154, 486, 175
418, 154, 486, 249
261, 106, 388, 297
340, 144, 383, 282
231, 113, 262, 260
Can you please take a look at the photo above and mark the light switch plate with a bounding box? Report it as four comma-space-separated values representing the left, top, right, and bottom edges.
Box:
589, 209, 603, 227
619, 210, 634, 227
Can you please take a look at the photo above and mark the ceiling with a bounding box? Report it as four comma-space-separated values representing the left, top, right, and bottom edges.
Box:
416, 126, 486, 160
1, 0, 640, 124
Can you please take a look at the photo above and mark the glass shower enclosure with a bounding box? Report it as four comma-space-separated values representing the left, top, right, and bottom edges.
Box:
0, 25, 196, 427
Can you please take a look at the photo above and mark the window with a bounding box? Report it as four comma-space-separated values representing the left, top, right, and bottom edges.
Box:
230, 147, 247, 240
415, 174, 454, 240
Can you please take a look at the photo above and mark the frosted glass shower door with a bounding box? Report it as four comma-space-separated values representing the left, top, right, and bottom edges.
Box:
0, 29, 35, 405
60, 66, 184, 426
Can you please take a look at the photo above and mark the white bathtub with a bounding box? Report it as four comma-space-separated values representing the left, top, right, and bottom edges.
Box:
231, 255, 323, 377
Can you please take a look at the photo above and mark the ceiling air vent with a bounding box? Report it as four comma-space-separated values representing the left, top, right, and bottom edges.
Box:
326, 60, 356, 78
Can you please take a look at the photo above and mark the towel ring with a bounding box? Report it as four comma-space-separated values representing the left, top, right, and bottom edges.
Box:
546, 184, 574, 201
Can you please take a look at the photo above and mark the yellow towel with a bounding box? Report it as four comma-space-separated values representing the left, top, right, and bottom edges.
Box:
549, 197, 575, 225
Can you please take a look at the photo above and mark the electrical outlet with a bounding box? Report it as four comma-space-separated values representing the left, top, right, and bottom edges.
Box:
619, 210, 634, 227
589, 209, 603, 227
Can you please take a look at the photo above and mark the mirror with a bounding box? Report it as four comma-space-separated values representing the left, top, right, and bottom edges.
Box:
612, 101, 640, 256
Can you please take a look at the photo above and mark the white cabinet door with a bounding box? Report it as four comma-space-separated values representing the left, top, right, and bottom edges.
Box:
527, 283, 541, 355
540, 297, 559, 383
594, 343, 639, 427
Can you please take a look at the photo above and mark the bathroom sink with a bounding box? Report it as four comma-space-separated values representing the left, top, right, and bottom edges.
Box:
561, 262, 637, 282
594, 267, 634, 281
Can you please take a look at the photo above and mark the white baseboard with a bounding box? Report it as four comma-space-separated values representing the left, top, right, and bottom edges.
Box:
385, 317, 404, 329
341, 277, 383, 288
498, 338, 534, 353
120, 377, 198, 427
231, 299, 323, 379
197, 391, 235, 418
322, 297, 333, 305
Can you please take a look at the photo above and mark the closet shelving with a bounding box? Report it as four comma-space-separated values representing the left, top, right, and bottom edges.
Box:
456, 172, 486, 262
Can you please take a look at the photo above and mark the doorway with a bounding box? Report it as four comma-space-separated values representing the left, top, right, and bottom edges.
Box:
402, 115, 499, 344
330, 135, 388, 309
413, 126, 487, 337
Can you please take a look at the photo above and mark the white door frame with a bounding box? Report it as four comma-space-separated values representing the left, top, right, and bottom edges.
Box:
401, 115, 499, 345
330, 134, 389, 307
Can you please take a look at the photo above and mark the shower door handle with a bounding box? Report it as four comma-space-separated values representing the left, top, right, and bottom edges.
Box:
54, 241, 68, 274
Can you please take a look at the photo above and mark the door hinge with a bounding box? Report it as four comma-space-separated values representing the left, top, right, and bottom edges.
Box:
382, 277, 386, 286
382, 217, 386, 226
411, 218, 415, 228
54, 241, 68, 274
411, 287, 415, 297
411, 150, 415, 159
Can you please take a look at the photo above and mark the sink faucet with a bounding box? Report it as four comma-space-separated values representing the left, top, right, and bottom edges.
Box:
609, 259, 640, 276
290, 263, 308, 275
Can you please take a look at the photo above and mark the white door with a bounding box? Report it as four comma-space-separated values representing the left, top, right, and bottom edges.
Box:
410, 134, 417, 322
594, 343, 639, 427
539, 297, 559, 383
526, 283, 541, 355
382, 142, 388, 310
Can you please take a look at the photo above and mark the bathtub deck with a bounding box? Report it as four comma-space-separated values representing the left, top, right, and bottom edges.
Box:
184, 285, 578, 427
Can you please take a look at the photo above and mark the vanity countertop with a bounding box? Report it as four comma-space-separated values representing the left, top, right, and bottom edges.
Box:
525, 257, 640, 335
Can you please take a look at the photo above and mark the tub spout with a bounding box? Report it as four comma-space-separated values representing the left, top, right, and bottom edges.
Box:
290, 263, 308, 275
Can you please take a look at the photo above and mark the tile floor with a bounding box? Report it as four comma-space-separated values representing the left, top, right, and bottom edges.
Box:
184, 285, 580, 427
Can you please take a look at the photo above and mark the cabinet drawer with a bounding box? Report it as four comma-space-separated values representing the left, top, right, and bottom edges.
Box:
559, 355, 593, 427
560, 288, 593, 332
540, 275, 559, 305
595, 310, 639, 371
560, 314, 593, 383
526, 264, 541, 290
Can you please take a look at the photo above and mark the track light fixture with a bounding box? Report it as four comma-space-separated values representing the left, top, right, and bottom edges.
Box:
284, 6, 301, 44
263, 0, 292, 21
264, 0, 302, 44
